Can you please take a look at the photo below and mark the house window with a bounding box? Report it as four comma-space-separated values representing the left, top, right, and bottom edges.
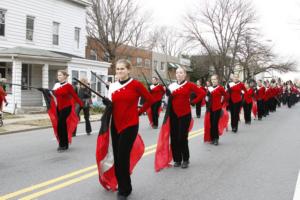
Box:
137, 57, 143, 66
0, 9, 6, 36
79, 71, 87, 79
90, 50, 97, 60
103, 52, 110, 62
21, 64, 32, 90
52, 22, 60, 45
74, 27, 80, 48
71, 70, 79, 86
145, 59, 151, 68
26, 16, 35, 41
160, 62, 165, 71
154, 60, 158, 69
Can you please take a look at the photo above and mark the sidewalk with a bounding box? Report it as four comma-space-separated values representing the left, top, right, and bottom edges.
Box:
0, 113, 102, 135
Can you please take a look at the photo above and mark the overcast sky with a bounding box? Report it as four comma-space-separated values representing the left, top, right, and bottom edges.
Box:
139, 0, 300, 80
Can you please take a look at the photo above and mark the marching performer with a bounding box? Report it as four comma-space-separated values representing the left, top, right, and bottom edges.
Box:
264, 81, 271, 116
255, 80, 266, 120
195, 79, 206, 118
149, 77, 165, 128
52, 70, 83, 151
204, 75, 228, 145
97, 59, 154, 200
155, 67, 206, 171
226, 74, 246, 133
242, 82, 254, 124
0, 81, 7, 113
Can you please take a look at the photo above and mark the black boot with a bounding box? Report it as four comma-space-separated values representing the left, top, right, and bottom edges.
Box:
181, 161, 189, 169
173, 162, 181, 167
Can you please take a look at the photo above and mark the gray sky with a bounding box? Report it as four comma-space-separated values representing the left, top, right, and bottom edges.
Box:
140, 0, 300, 80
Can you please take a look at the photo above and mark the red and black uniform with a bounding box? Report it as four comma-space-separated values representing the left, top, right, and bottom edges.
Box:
53, 82, 83, 149
150, 83, 165, 127
255, 86, 265, 120
0, 85, 7, 110
168, 81, 206, 164
264, 86, 272, 115
204, 85, 228, 144
243, 87, 254, 124
269, 86, 277, 112
108, 78, 153, 197
227, 82, 246, 132
195, 86, 206, 118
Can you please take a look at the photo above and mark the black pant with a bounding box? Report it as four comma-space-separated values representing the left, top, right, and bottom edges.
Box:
257, 100, 264, 119
196, 102, 201, 117
74, 105, 92, 135
57, 106, 71, 148
210, 109, 221, 140
111, 121, 138, 197
151, 101, 161, 127
243, 102, 252, 123
230, 101, 241, 130
170, 112, 192, 163
264, 100, 269, 115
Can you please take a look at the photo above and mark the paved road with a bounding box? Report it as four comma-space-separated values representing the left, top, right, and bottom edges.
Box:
0, 105, 299, 200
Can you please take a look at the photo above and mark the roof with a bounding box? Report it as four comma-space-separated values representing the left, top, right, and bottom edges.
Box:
66, 0, 91, 7
0, 47, 71, 62
167, 62, 193, 72
51, 51, 83, 59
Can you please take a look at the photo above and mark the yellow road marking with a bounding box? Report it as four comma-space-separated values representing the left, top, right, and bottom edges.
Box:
19, 171, 99, 200
0, 165, 97, 199
1, 128, 204, 200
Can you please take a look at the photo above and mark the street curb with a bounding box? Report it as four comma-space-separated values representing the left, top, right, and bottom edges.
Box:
0, 119, 100, 136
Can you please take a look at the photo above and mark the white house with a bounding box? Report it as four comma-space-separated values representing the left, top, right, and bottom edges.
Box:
0, 0, 110, 113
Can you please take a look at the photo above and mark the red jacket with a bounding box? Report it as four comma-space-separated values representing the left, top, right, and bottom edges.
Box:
109, 79, 154, 133
150, 84, 165, 102
227, 82, 247, 103
207, 85, 227, 112
53, 82, 83, 111
255, 86, 265, 100
169, 81, 206, 117
244, 88, 254, 104
264, 87, 272, 101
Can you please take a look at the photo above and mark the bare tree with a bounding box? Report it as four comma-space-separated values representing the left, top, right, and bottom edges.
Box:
87, 0, 149, 73
183, 0, 256, 81
148, 26, 189, 57
237, 33, 297, 80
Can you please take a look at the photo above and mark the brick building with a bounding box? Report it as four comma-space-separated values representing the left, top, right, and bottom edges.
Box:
86, 38, 152, 82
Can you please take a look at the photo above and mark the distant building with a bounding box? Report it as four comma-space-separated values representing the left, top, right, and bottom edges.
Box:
86, 38, 152, 82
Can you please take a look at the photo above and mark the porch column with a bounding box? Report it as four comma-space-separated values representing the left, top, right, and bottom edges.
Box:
42, 64, 49, 106
12, 59, 22, 113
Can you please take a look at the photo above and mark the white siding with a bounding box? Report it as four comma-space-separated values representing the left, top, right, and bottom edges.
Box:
0, 0, 87, 57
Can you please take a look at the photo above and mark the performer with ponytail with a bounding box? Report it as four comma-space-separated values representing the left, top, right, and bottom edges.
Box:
52, 70, 83, 151
195, 79, 206, 118
98, 59, 154, 200
226, 74, 246, 133
149, 77, 165, 129
255, 80, 265, 120
204, 75, 228, 145
243, 82, 254, 124
155, 67, 206, 170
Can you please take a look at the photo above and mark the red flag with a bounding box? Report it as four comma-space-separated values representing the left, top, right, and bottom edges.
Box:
155, 106, 194, 172
204, 106, 229, 142
96, 105, 145, 191
40, 89, 78, 144
146, 106, 163, 127
201, 98, 206, 107
252, 101, 257, 118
